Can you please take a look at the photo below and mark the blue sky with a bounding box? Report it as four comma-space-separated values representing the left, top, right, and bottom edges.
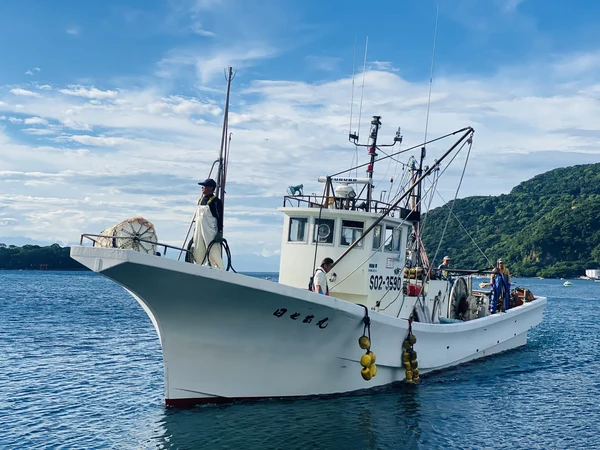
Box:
1, 0, 600, 270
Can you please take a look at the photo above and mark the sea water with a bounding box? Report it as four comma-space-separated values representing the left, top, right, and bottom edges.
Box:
0, 272, 598, 449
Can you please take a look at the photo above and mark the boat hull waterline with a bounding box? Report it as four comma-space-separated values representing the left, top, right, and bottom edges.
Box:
71, 246, 547, 407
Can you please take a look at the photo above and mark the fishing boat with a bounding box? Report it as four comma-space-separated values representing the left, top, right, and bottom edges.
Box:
70, 71, 547, 407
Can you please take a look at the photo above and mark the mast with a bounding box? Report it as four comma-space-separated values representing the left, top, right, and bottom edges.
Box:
365, 116, 381, 211
414, 145, 426, 264
217, 67, 235, 222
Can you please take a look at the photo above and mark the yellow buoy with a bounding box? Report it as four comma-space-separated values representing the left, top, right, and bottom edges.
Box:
361, 367, 372, 380
367, 351, 376, 364
413, 368, 419, 379
370, 363, 377, 377
413, 376, 420, 383
405, 369, 413, 381
411, 360, 418, 369
402, 340, 411, 350
360, 353, 372, 368
409, 334, 417, 345
411, 350, 417, 360
358, 335, 371, 350
402, 351, 410, 362
404, 361, 411, 370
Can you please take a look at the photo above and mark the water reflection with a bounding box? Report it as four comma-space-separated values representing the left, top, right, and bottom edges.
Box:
154, 384, 428, 450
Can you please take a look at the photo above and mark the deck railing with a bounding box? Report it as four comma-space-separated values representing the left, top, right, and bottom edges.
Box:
282, 195, 420, 221
78, 233, 192, 259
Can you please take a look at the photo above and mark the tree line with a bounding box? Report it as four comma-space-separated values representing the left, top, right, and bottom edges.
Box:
0, 243, 87, 271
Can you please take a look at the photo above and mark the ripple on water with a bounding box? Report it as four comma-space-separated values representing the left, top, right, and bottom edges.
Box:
1, 273, 599, 449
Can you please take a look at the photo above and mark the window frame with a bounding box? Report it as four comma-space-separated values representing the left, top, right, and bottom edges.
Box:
340, 219, 364, 248
384, 224, 401, 253
313, 218, 336, 245
287, 217, 309, 243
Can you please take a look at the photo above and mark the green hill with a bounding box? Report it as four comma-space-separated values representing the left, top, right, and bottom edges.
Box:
0, 243, 87, 271
421, 163, 600, 278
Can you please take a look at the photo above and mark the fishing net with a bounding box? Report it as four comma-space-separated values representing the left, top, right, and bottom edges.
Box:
96, 217, 158, 254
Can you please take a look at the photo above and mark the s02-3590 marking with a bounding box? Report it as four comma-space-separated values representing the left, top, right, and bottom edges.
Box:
369, 275, 401, 291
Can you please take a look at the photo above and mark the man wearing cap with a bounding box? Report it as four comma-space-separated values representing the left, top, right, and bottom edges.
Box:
490, 259, 511, 313
312, 257, 334, 295
438, 256, 451, 279
192, 178, 224, 269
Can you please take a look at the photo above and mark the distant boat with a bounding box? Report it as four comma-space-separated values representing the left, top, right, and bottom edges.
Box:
563, 281, 573, 286
585, 269, 600, 280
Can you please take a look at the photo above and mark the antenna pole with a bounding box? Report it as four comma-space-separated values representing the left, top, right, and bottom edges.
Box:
365, 115, 381, 212
414, 6, 440, 263
331, 127, 474, 270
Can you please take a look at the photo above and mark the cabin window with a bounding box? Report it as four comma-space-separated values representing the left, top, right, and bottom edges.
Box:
341, 220, 364, 248
313, 218, 335, 244
384, 225, 401, 252
372, 225, 382, 250
288, 217, 308, 242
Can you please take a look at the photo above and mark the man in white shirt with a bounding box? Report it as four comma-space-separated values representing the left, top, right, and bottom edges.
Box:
313, 257, 334, 295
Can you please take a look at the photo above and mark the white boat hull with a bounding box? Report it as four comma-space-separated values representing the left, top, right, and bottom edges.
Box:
70, 246, 547, 407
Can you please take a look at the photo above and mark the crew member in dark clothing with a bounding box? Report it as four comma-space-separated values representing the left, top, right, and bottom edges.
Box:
192, 178, 224, 268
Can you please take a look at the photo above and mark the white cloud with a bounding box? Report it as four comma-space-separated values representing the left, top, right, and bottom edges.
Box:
61, 135, 131, 147
37, 85, 52, 91
3, 47, 600, 269
9, 88, 41, 97
502, 0, 526, 12
159, 44, 280, 83
23, 117, 49, 126
305, 55, 341, 72
22, 128, 56, 136
61, 118, 92, 131
370, 61, 398, 72
66, 26, 79, 35
190, 23, 216, 37
147, 95, 221, 116
25, 70, 34, 76
58, 85, 118, 99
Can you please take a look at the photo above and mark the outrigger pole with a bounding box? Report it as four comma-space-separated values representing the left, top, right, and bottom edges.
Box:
177, 66, 235, 261
330, 126, 475, 270
216, 67, 236, 220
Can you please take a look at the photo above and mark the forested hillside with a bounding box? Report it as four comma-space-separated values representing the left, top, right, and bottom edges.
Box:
0, 243, 86, 270
422, 163, 600, 278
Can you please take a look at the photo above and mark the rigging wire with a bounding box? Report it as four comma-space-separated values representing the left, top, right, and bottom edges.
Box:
429, 138, 473, 271
434, 189, 494, 267
416, 6, 440, 237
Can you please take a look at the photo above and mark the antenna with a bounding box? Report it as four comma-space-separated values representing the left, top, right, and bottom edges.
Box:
349, 34, 358, 180
356, 36, 369, 143
423, 5, 439, 145
349, 33, 357, 138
